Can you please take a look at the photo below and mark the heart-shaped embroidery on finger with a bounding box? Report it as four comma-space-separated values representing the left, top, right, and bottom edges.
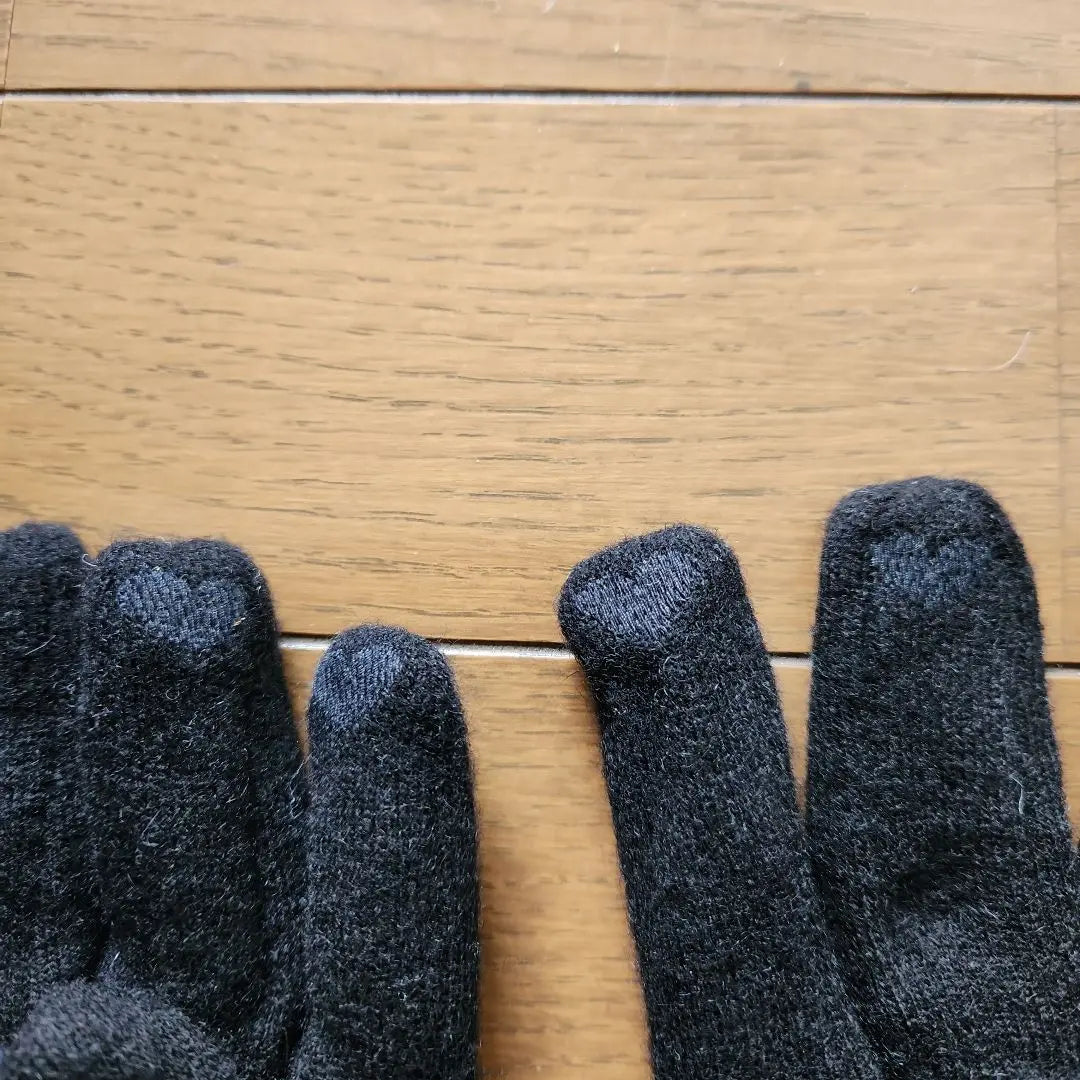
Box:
568, 549, 708, 648
116, 569, 249, 650
870, 533, 992, 608
312, 638, 406, 721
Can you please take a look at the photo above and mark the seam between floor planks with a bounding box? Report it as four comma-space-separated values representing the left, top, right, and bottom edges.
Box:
282, 635, 1080, 674
4, 89, 1080, 104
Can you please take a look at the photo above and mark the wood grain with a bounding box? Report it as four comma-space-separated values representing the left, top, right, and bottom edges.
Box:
280, 644, 1080, 1079
8, 0, 1080, 94
0, 101, 1066, 655
0, 0, 12, 90
1057, 109, 1080, 653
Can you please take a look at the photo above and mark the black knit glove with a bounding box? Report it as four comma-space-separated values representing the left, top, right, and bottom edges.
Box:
558, 477, 1080, 1080
0, 526, 478, 1080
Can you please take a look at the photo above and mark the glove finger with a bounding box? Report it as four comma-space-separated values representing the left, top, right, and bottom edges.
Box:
557, 526, 881, 1080
1, 982, 237, 1080
80, 540, 305, 1078
807, 478, 1080, 1075
294, 626, 479, 1080
0, 524, 101, 1039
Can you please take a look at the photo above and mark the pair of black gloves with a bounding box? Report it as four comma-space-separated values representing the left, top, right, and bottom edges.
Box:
2, 476, 1078, 1079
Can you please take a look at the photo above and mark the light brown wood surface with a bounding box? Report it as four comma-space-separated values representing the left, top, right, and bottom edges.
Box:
0, 100, 1069, 655
280, 644, 1080, 1080
1058, 111, 1080, 653
7, 0, 1080, 94
0, 0, 12, 90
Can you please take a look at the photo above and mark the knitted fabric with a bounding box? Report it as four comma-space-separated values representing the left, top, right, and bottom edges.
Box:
807, 478, 1080, 1078
1, 533, 481, 1080
558, 478, 1080, 1079
559, 524, 880, 1079
0, 525, 98, 1039
2, 537, 306, 1080
293, 625, 479, 1080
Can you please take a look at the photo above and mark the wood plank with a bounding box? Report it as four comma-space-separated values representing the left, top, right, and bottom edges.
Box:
8, 0, 1080, 94
0, 0, 12, 90
0, 101, 1066, 655
1051, 672, 1080, 823
1056, 109, 1080, 653
280, 644, 1080, 1079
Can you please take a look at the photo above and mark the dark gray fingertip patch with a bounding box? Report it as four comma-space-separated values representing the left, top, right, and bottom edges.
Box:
311, 630, 408, 721
116, 569, 248, 651
559, 526, 732, 655
870, 533, 992, 608
567, 549, 708, 648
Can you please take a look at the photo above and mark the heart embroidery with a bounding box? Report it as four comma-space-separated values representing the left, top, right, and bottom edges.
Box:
116, 569, 248, 650
312, 639, 405, 720
870, 533, 991, 608
569, 549, 708, 648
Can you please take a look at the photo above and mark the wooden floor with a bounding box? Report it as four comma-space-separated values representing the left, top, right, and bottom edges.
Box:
3, 4, 1080, 1076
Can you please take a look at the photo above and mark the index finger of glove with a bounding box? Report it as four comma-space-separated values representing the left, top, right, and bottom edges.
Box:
79, 539, 305, 1078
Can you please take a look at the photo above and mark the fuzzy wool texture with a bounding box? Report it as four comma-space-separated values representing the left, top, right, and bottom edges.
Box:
806, 477, 1080, 1079
75, 539, 308, 1079
2, 982, 238, 1080
558, 524, 881, 1080
1, 531, 482, 1080
559, 478, 1080, 1080
0, 524, 98, 1040
293, 625, 480, 1080
2, 537, 309, 1077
